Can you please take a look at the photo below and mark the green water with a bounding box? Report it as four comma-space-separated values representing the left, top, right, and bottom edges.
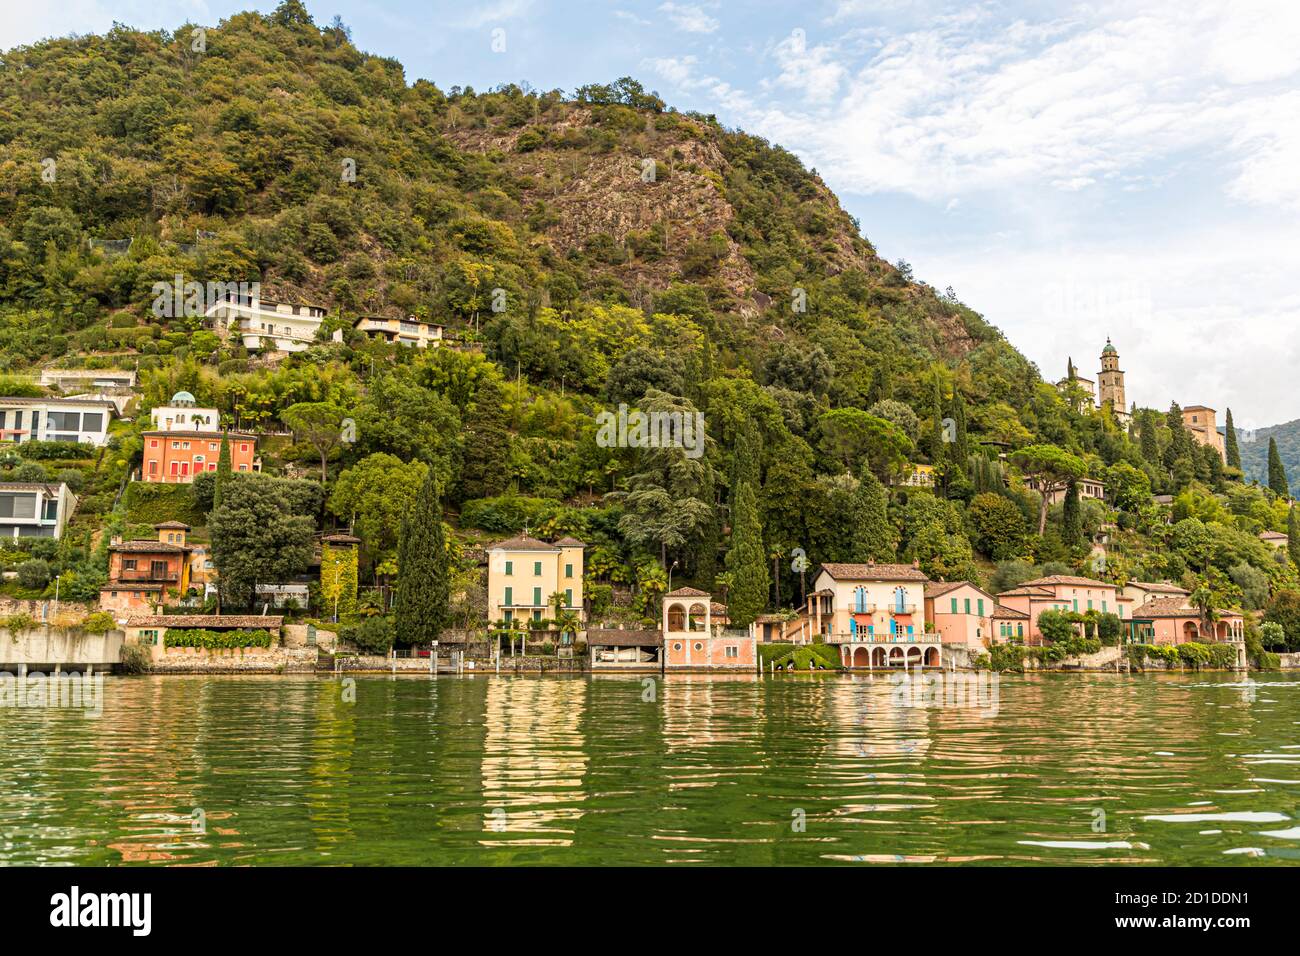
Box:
2, 672, 1299, 865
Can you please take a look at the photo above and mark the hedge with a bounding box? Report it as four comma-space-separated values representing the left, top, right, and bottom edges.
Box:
1126, 642, 1238, 670
163, 628, 274, 649
124, 482, 205, 526
757, 642, 841, 670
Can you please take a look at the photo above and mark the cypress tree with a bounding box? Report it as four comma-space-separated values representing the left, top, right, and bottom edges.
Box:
1268, 437, 1289, 498
725, 480, 769, 627
928, 373, 946, 476
459, 377, 511, 501
1224, 408, 1241, 471
213, 431, 231, 512
1139, 413, 1159, 466
850, 467, 895, 561
1062, 478, 1082, 546
1288, 506, 1300, 570
394, 469, 449, 645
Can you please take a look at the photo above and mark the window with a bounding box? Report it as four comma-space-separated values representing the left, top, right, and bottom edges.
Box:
149, 439, 158, 448
673, 642, 682, 652
504, 561, 513, 575
148, 460, 158, 475
504, 587, 513, 606
532, 587, 541, 606
81, 413, 103, 432
565, 563, 573, 577
238, 464, 248, 471
42, 499, 58, 521
694, 642, 703, 651
0, 493, 36, 519
725, 646, 738, 658
564, 588, 572, 607
964, 597, 971, 614
240, 444, 249, 453
1102, 601, 1107, 612
172, 441, 180, 450
950, 597, 957, 613
47, 411, 81, 432
977, 598, 985, 616
122, 559, 137, 570
533, 561, 542, 575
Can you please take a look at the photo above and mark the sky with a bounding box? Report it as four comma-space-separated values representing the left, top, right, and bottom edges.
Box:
5, 0, 1300, 433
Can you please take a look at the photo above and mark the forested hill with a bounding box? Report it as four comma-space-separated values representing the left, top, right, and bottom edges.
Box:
1239, 419, 1300, 488
0, 2, 1295, 648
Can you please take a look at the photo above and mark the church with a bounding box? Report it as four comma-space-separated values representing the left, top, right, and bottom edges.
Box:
1057, 338, 1129, 425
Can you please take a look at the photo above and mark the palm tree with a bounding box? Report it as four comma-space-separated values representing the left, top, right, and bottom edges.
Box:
1189, 582, 1218, 642
638, 563, 668, 622
714, 571, 734, 609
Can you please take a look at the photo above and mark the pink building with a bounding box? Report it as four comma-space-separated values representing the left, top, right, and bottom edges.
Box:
1129, 596, 1246, 649
925, 581, 995, 648
995, 575, 1128, 646
662, 587, 756, 670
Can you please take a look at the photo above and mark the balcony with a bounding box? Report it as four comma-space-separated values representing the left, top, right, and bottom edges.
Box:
889, 604, 918, 615
849, 604, 877, 614
113, 569, 180, 583
825, 631, 940, 645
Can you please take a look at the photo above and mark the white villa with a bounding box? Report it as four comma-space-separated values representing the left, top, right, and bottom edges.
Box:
0, 482, 78, 540
150, 391, 220, 432
0, 397, 116, 446
206, 290, 328, 353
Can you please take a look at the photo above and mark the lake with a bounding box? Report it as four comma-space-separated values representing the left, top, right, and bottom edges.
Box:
2, 671, 1299, 865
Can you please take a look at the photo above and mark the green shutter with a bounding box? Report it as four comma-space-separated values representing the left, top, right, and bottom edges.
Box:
977, 598, 984, 615
504, 586, 512, 606
534, 561, 542, 575
533, 586, 541, 605
950, 597, 957, 613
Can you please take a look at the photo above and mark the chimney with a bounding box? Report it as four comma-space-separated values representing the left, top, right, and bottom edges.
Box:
110, 534, 122, 546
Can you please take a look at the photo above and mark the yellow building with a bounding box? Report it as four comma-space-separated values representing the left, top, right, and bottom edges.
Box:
1182, 405, 1225, 461
486, 534, 585, 625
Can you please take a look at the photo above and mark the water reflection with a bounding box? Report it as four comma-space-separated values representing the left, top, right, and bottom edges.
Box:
0, 673, 1296, 865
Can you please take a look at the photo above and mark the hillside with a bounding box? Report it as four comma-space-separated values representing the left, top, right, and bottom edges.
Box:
0, 2, 1297, 656
1238, 419, 1298, 489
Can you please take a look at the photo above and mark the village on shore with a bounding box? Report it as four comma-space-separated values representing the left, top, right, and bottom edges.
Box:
0, 320, 1280, 678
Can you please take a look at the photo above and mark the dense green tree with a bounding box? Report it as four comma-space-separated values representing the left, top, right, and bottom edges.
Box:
816, 408, 912, 481
1289, 506, 1300, 570
328, 453, 428, 563
458, 376, 511, 501
393, 469, 450, 646
1062, 479, 1083, 547
209, 479, 314, 610
1269, 437, 1289, 497
847, 467, 895, 561
968, 492, 1028, 560
725, 480, 769, 627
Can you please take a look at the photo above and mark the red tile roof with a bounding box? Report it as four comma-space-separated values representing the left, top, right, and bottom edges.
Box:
819, 562, 929, 582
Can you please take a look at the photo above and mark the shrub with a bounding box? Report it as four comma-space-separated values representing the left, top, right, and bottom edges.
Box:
18, 440, 94, 461
119, 643, 152, 674
15, 558, 51, 590
81, 611, 117, 634
340, 616, 395, 654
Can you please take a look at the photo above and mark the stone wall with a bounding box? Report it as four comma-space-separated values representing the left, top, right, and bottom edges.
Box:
0, 598, 96, 624
0, 627, 123, 667
1277, 652, 1300, 669
145, 645, 318, 673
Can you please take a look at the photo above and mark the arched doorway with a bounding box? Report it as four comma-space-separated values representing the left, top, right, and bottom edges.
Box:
872, 647, 887, 668
1182, 620, 1199, 643
925, 647, 940, 667
852, 646, 870, 668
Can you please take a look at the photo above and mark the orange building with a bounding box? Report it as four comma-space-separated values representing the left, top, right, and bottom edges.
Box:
141, 430, 257, 483
1129, 597, 1245, 648
100, 522, 193, 616
925, 581, 996, 648
661, 587, 756, 670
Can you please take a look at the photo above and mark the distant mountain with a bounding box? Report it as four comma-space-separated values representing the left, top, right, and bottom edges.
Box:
1236, 418, 1299, 488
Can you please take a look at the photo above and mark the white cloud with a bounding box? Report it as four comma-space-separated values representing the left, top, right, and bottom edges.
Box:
657, 3, 719, 35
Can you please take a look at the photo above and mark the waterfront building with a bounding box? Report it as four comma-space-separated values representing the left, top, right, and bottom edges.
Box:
994, 575, 1127, 646
149, 390, 220, 432
0, 397, 115, 446
486, 533, 586, 628
992, 603, 1030, 642
125, 614, 284, 649
141, 430, 257, 483
353, 315, 445, 348
100, 522, 193, 616
803, 562, 941, 668
0, 481, 77, 540
1127, 596, 1246, 662
924, 581, 996, 648
662, 587, 756, 670
206, 290, 328, 353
